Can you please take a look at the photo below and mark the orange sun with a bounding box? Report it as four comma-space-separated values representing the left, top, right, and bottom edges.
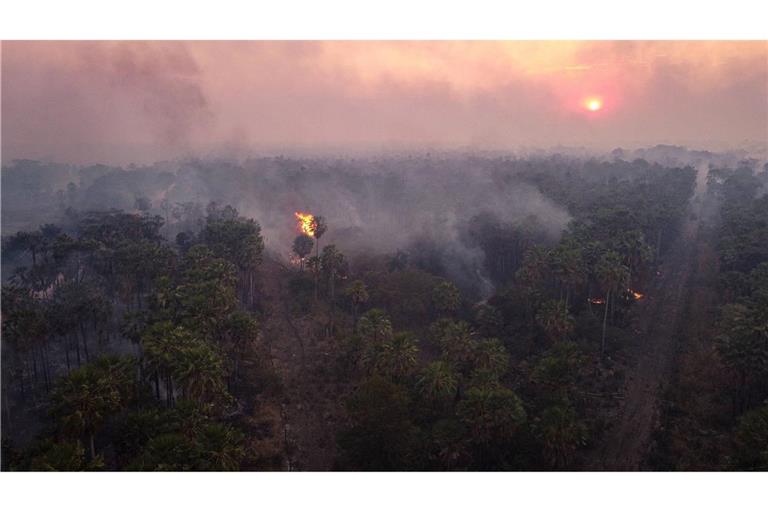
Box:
584, 97, 603, 112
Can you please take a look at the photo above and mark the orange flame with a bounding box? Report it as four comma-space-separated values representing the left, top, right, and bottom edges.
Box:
588, 298, 606, 305
295, 211, 315, 237
628, 289, 644, 300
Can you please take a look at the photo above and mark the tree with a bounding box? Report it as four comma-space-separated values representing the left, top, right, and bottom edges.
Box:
357, 309, 393, 346
321, 245, 348, 333
345, 280, 369, 325
418, 360, 458, 402
617, 229, 653, 288
470, 338, 510, 384
173, 341, 228, 405
457, 384, 526, 465
201, 213, 264, 307
338, 375, 422, 470
51, 356, 136, 459
517, 246, 550, 288
534, 402, 587, 469
595, 251, 629, 357
433, 320, 476, 376
25, 440, 104, 471
310, 215, 327, 258
432, 281, 460, 316
535, 300, 575, 344
198, 423, 246, 471
732, 405, 768, 470
551, 242, 586, 310
367, 332, 420, 380
716, 303, 768, 411
143, 322, 228, 407
292, 234, 314, 271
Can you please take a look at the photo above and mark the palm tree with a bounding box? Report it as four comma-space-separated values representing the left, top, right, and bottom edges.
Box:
173, 342, 227, 405
470, 338, 510, 382
51, 357, 133, 459
417, 360, 458, 401
535, 300, 575, 344
310, 215, 327, 259
535, 402, 587, 469
321, 245, 347, 334
517, 246, 550, 287
200, 423, 245, 471
143, 322, 188, 407
432, 281, 460, 317
307, 256, 322, 300
551, 244, 586, 311
357, 309, 393, 346
434, 320, 476, 376
617, 229, 652, 289
457, 384, 526, 449
372, 332, 419, 380
595, 251, 629, 357
292, 234, 314, 271
346, 280, 369, 325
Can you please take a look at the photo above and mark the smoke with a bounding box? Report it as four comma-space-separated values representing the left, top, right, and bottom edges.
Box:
2, 154, 573, 298
3, 41, 767, 165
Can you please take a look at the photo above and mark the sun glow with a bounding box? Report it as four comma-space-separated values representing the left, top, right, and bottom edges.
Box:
585, 97, 603, 112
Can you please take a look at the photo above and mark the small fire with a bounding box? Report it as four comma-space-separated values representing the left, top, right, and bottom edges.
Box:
295, 211, 315, 237
628, 289, 644, 300
588, 298, 606, 305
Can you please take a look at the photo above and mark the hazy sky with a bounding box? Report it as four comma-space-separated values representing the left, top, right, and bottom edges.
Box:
2, 41, 767, 164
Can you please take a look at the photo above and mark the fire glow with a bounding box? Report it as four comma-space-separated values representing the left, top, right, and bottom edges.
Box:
294, 211, 315, 237
629, 289, 644, 300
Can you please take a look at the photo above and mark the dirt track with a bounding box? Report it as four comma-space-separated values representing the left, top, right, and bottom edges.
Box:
589, 214, 702, 470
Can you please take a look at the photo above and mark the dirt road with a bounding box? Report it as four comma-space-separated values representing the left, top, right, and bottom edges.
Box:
589, 214, 702, 470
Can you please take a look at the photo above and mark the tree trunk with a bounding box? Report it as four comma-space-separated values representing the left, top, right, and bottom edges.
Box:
601, 290, 611, 357
89, 434, 96, 460
329, 270, 336, 335
74, 333, 81, 367
80, 323, 90, 362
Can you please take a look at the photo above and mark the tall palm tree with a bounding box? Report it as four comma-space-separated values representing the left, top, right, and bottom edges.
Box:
346, 280, 369, 325
551, 244, 586, 311
357, 309, 393, 346
310, 215, 327, 259
321, 245, 347, 334
596, 251, 629, 357
535, 300, 575, 344
434, 320, 476, 375
51, 357, 133, 459
173, 342, 226, 405
292, 234, 314, 271
617, 229, 652, 289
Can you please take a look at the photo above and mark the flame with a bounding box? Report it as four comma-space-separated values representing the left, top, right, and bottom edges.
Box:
588, 298, 606, 305
628, 289, 644, 300
294, 211, 315, 237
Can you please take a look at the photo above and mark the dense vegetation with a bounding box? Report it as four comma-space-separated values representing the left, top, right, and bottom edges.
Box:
650, 163, 768, 470
2, 153, 765, 470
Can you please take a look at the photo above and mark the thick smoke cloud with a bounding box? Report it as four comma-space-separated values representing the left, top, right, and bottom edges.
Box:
1, 155, 573, 298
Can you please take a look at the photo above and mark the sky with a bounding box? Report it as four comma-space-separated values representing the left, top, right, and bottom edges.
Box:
2, 40, 767, 165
